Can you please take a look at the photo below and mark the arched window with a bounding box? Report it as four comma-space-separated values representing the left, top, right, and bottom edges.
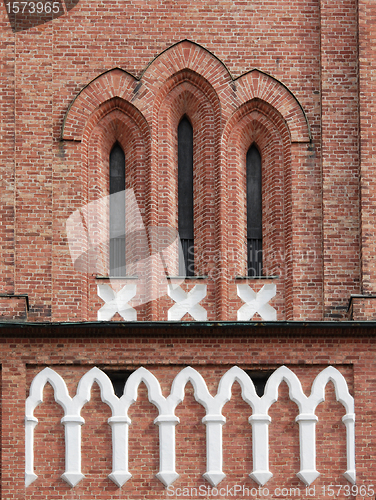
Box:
109, 143, 126, 276
246, 144, 262, 276
178, 116, 194, 276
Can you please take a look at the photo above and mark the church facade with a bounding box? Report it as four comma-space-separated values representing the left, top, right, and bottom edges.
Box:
0, 0, 376, 498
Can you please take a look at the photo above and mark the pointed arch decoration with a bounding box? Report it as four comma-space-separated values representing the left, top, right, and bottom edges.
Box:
26, 366, 355, 489
60, 40, 314, 322
152, 69, 220, 281
61, 69, 139, 141
61, 41, 309, 144
234, 70, 311, 143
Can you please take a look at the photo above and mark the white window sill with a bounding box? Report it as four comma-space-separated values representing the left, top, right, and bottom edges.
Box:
235, 275, 279, 280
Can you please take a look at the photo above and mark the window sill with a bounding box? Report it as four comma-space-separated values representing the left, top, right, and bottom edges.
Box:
95, 275, 138, 279
235, 275, 279, 280
96, 275, 209, 280
166, 276, 208, 279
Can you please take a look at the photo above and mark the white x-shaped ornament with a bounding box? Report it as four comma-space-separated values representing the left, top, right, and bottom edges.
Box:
237, 284, 277, 321
97, 284, 137, 321
167, 284, 207, 321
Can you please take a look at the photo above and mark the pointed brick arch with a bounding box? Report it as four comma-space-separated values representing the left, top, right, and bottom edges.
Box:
235, 70, 311, 143
61, 41, 230, 144
152, 70, 220, 319
82, 96, 150, 151
222, 93, 320, 320
82, 97, 150, 320
61, 69, 140, 141
153, 68, 222, 128
141, 41, 309, 143
59, 41, 316, 322
142, 39, 232, 102
223, 99, 289, 320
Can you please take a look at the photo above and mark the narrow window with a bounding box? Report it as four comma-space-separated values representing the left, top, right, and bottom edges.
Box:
109, 143, 126, 276
178, 116, 194, 276
104, 370, 134, 398
246, 145, 262, 276
245, 370, 272, 397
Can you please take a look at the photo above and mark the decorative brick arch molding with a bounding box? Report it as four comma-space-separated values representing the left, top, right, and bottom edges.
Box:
141, 40, 310, 142
61, 69, 141, 142
223, 100, 290, 319
60, 40, 315, 322
83, 97, 150, 276
233, 70, 311, 143
65, 95, 151, 319
62, 41, 310, 143
220, 80, 316, 320
151, 69, 221, 317
25, 366, 355, 489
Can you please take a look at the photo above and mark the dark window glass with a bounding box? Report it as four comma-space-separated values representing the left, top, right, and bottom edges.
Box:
245, 370, 272, 397
246, 145, 262, 276
178, 116, 194, 276
104, 370, 134, 398
109, 143, 126, 276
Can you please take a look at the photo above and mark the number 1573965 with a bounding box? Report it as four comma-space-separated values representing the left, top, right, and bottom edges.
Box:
6, 2, 61, 14
322, 484, 374, 497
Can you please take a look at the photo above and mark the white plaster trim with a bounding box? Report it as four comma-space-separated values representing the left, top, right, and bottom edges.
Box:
237, 284, 277, 321
25, 365, 355, 488
97, 284, 137, 321
167, 284, 207, 321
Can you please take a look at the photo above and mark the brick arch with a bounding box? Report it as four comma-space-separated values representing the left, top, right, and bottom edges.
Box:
153, 68, 221, 126
223, 99, 292, 320
142, 39, 232, 102
61, 69, 140, 141
62, 42, 229, 143
141, 40, 309, 142
152, 73, 219, 320
82, 96, 150, 152
224, 97, 294, 147
235, 70, 311, 143
82, 99, 150, 321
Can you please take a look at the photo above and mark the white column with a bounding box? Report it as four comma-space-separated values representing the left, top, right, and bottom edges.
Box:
248, 414, 273, 486
108, 415, 132, 487
154, 415, 180, 487
295, 414, 320, 486
202, 415, 226, 487
25, 416, 38, 487
342, 413, 356, 484
60, 415, 85, 487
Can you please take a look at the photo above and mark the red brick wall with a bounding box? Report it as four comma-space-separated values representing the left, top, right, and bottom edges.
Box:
0, 296, 28, 320
1, 0, 369, 321
320, 0, 360, 319
348, 296, 376, 321
0, 325, 374, 500
359, 0, 376, 295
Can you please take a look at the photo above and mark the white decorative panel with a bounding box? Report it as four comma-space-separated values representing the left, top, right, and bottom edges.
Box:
237, 284, 277, 321
25, 366, 355, 488
167, 284, 207, 321
97, 284, 137, 321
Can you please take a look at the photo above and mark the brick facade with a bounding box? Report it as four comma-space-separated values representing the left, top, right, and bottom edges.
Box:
1, 0, 376, 498
1, 0, 372, 321
0, 322, 374, 500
